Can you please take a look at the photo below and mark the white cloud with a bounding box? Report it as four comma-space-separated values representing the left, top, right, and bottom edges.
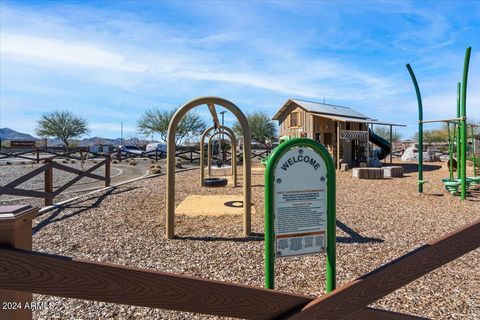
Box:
1, 1, 479, 139
0, 33, 147, 73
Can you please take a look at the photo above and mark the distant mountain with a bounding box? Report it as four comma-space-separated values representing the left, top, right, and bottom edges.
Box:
45, 136, 124, 146
0, 128, 36, 140
79, 137, 123, 146
0, 127, 148, 147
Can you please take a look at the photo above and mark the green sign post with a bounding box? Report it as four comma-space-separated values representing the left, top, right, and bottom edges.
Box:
264, 138, 336, 292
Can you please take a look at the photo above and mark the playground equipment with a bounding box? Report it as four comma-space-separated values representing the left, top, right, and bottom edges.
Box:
166, 97, 252, 239
368, 129, 391, 161
207, 130, 234, 176
407, 47, 475, 200
199, 125, 237, 187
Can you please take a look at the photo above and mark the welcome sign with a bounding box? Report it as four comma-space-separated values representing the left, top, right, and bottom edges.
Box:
264, 138, 336, 291
274, 147, 327, 257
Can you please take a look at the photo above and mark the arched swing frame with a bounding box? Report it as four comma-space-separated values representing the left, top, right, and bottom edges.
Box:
166, 97, 252, 239
200, 126, 237, 185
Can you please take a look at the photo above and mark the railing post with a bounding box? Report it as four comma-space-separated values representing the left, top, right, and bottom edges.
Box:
0, 204, 37, 320
105, 155, 111, 187
36, 148, 40, 164
44, 158, 53, 206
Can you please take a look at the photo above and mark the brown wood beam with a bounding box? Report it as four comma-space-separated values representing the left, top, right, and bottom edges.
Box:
286, 219, 480, 320
53, 159, 106, 196
51, 162, 105, 181
4, 162, 52, 188
0, 187, 54, 199
0, 248, 431, 320
0, 248, 310, 320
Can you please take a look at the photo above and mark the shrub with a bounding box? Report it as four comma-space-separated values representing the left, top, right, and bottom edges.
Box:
149, 167, 162, 174
175, 159, 183, 169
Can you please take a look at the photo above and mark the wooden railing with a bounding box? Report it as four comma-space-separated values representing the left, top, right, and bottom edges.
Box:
0, 148, 108, 164
0, 205, 478, 320
0, 149, 41, 163
0, 147, 271, 165
0, 156, 111, 206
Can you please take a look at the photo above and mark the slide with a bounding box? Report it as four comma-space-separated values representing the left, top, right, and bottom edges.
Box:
368, 129, 391, 160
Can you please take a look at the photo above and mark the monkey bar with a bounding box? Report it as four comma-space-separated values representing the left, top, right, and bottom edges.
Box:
406, 47, 472, 200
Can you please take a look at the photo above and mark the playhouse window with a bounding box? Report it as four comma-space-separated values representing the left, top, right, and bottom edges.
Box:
290, 112, 299, 127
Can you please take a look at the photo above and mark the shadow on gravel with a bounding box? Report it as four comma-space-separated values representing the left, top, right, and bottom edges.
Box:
32, 186, 139, 235
336, 220, 384, 244
174, 232, 264, 242
400, 163, 442, 173
174, 221, 384, 245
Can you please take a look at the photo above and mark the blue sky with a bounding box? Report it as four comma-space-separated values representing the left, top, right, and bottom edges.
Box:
1, 0, 479, 140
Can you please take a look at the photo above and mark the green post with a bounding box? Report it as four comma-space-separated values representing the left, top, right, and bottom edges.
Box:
457, 82, 461, 179
460, 47, 471, 201
264, 138, 336, 292
472, 126, 477, 177
406, 64, 423, 193
448, 123, 453, 181
264, 167, 275, 289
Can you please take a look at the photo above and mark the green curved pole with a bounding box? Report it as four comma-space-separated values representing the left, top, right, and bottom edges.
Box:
460, 47, 471, 201
457, 82, 461, 179
406, 63, 424, 193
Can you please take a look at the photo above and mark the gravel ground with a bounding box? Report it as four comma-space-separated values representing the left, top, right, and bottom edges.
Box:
25, 161, 480, 319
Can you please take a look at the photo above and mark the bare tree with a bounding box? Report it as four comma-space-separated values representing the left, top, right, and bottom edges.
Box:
373, 126, 402, 143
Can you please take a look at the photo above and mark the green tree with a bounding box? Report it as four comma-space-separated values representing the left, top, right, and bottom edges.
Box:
36, 110, 89, 150
373, 126, 403, 143
414, 128, 449, 145
137, 107, 206, 146
232, 111, 277, 150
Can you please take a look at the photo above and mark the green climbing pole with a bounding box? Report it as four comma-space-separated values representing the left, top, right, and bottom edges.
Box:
456, 82, 461, 179
471, 126, 477, 177
406, 63, 424, 193
460, 47, 471, 201
448, 123, 454, 181
407, 47, 472, 199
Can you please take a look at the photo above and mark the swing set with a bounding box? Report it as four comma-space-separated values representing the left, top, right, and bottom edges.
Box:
165, 97, 253, 239
407, 47, 479, 200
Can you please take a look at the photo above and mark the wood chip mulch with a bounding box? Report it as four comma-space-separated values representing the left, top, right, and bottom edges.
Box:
30, 162, 479, 319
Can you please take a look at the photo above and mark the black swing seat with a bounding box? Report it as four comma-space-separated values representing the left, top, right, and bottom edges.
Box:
203, 177, 228, 187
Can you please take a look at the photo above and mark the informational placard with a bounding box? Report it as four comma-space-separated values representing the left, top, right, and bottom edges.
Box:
264, 138, 336, 291
273, 147, 327, 257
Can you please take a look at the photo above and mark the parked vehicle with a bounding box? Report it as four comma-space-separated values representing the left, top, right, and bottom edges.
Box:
146, 142, 167, 154
115, 145, 143, 155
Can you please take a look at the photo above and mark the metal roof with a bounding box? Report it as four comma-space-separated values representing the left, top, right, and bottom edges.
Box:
273, 99, 370, 120
272, 98, 405, 127
326, 115, 406, 127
